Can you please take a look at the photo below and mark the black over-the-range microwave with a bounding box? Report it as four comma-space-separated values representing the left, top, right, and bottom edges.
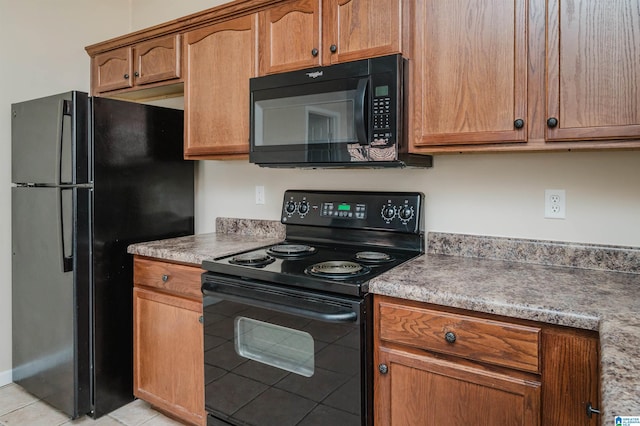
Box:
249, 54, 433, 168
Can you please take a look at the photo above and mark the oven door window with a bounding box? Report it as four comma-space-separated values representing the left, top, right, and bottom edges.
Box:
235, 317, 314, 377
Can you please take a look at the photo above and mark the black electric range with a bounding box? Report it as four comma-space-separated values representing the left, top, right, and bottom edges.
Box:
201, 190, 424, 426
202, 190, 425, 297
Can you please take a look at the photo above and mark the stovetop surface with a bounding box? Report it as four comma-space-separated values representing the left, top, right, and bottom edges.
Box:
202, 240, 420, 297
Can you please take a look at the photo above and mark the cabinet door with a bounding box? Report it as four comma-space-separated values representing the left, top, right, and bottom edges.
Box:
411, 0, 528, 147
92, 46, 133, 93
322, 0, 402, 65
134, 34, 181, 86
546, 0, 640, 142
133, 287, 205, 426
183, 15, 257, 158
258, 0, 321, 75
541, 329, 600, 426
375, 347, 541, 426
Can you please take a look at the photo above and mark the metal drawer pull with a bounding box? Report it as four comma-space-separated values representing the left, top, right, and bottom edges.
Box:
162, 274, 169, 282
444, 331, 457, 343
378, 364, 388, 374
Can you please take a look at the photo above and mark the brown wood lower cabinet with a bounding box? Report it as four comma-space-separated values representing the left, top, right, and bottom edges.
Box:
133, 257, 205, 426
374, 295, 600, 426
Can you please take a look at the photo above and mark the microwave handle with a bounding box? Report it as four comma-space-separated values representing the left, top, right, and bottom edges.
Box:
354, 77, 369, 146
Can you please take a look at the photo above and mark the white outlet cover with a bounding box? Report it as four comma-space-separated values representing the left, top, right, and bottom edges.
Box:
544, 189, 566, 219
255, 186, 265, 205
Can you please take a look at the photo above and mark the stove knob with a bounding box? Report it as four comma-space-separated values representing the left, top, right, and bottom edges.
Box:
398, 206, 414, 221
285, 201, 297, 214
298, 201, 309, 215
381, 205, 396, 220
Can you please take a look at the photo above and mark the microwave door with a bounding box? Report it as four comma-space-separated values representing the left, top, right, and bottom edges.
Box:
251, 78, 366, 165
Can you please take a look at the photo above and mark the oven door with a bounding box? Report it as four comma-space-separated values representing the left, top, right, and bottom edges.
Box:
202, 274, 371, 426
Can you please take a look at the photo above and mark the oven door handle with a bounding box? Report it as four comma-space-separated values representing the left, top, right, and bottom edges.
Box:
203, 280, 358, 323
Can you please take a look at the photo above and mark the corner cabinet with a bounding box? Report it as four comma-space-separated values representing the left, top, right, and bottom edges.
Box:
374, 296, 601, 426
258, 0, 404, 75
91, 34, 182, 96
183, 15, 257, 159
133, 256, 206, 426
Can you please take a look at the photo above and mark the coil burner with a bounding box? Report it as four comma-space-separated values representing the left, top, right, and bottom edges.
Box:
305, 261, 371, 279
354, 251, 395, 264
229, 252, 275, 268
267, 244, 317, 258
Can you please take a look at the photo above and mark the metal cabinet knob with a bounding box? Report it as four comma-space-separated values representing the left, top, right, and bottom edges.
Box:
378, 364, 388, 374
330, 44, 337, 53
134, 71, 139, 77
547, 117, 558, 128
514, 118, 525, 129
444, 331, 457, 343
199, 316, 204, 324
123, 74, 129, 79
586, 402, 600, 418
161, 274, 169, 282
311, 48, 319, 57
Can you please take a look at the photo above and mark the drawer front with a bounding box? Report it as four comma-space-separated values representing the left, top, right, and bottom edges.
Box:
134, 257, 203, 300
378, 301, 540, 373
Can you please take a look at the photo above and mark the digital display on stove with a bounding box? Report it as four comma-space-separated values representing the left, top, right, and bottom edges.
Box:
321, 202, 367, 219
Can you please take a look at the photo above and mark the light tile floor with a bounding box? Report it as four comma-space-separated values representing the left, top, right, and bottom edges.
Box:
0, 383, 184, 426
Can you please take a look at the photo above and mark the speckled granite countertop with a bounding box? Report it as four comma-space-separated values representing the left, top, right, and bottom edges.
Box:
371, 233, 640, 422
128, 221, 640, 422
127, 218, 285, 265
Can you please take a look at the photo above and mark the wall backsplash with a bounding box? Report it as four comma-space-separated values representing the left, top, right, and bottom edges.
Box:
196, 151, 640, 248
428, 232, 640, 274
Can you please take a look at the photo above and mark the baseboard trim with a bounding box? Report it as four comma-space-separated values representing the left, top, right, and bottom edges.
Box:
0, 369, 12, 387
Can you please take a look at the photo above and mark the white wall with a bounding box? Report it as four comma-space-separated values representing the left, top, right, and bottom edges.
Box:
196, 152, 640, 246
2, 0, 639, 387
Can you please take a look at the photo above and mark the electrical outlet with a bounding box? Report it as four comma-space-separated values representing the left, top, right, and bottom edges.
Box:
255, 186, 265, 205
544, 189, 566, 219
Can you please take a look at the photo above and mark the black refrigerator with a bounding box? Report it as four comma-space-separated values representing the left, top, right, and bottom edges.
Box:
11, 91, 194, 419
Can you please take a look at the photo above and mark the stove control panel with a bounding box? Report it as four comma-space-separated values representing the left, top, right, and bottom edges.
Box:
281, 190, 424, 233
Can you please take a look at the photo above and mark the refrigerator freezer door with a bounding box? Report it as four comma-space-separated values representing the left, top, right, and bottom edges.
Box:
11, 91, 89, 185
11, 186, 91, 419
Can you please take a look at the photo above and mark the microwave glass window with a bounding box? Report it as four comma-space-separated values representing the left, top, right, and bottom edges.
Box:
254, 91, 357, 146
234, 317, 315, 377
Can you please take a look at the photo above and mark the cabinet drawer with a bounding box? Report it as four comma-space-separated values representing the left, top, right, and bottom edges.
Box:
133, 257, 202, 300
378, 301, 540, 373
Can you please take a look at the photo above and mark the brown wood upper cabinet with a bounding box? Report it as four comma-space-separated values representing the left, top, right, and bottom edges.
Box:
183, 15, 257, 159
546, 0, 640, 142
258, 0, 404, 75
410, 0, 528, 147
91, 34, 181, 95
410, 0, 640, 152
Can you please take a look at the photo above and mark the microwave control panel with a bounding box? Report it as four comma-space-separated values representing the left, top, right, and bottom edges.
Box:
372, 85, 392, 138
370, 75, 398, 145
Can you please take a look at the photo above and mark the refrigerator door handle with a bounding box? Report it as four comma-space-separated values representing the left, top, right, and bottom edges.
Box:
59, 99, 73, 185
60, 187, 73, 272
